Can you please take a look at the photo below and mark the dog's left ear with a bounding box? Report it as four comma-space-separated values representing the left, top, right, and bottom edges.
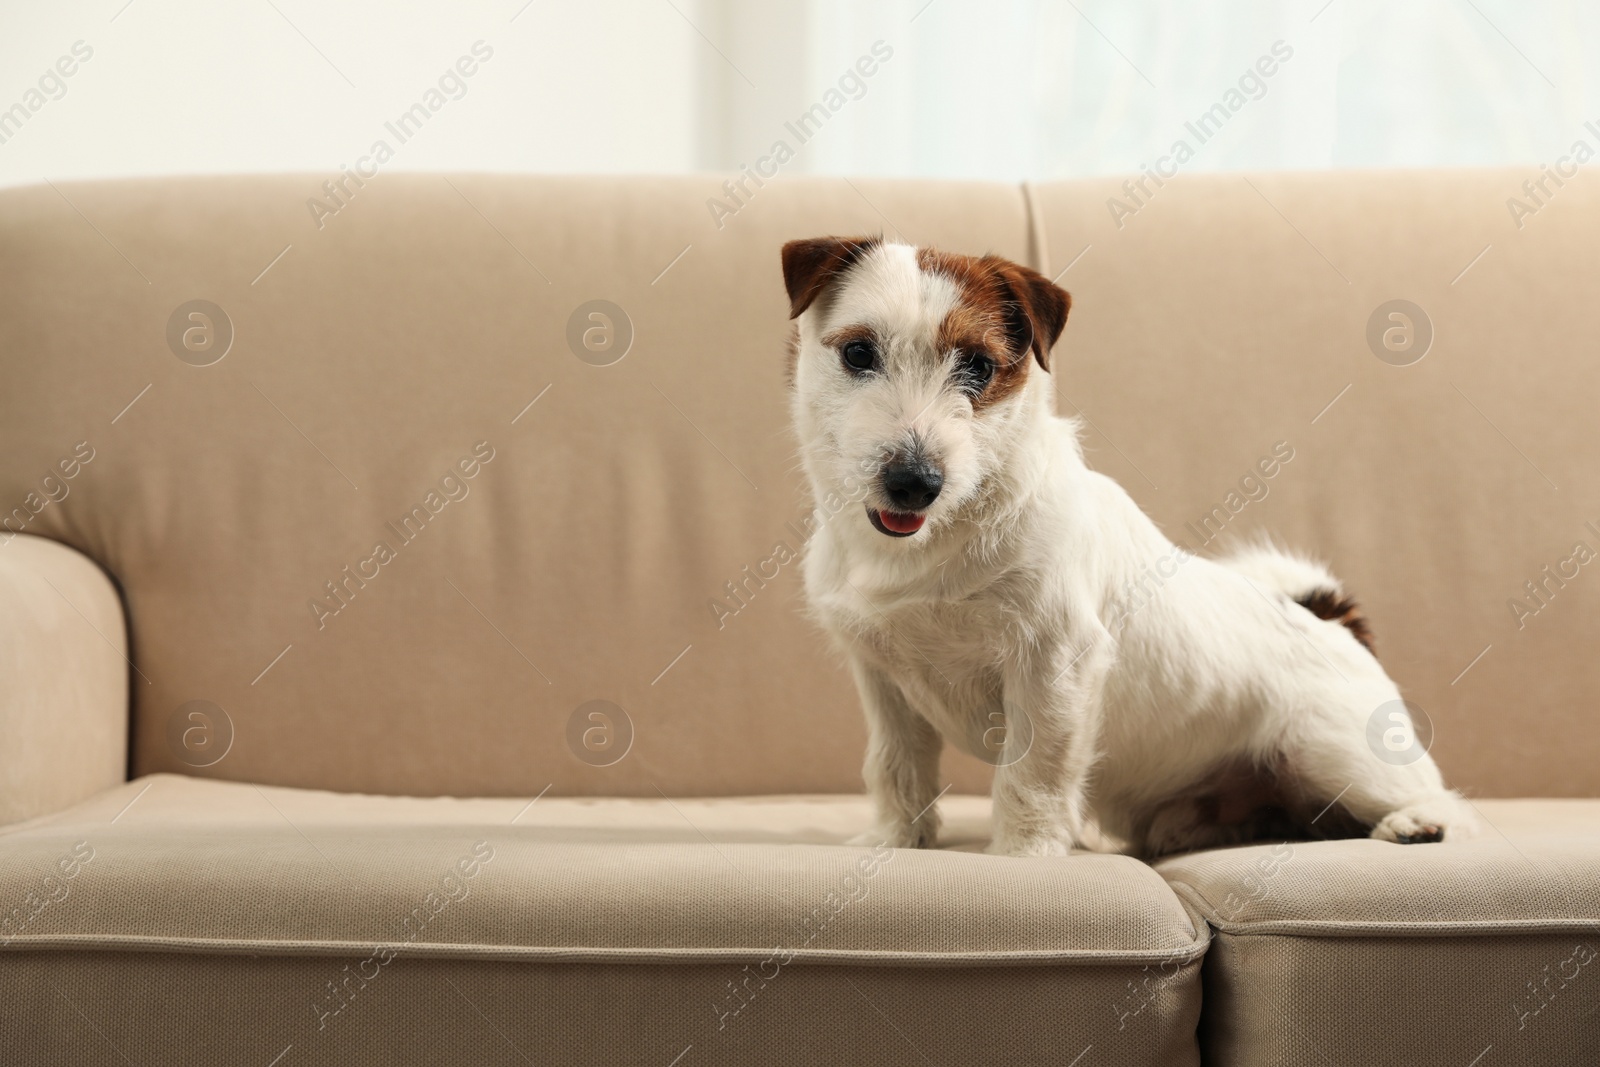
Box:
781, 236, 880, 319
996, 263, 1071, 372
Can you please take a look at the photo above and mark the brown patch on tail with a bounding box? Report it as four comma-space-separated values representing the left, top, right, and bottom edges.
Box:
1296, 589, 1376, 655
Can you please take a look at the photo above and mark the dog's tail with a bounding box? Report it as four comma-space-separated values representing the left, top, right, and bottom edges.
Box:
1222, 544, 1376, 655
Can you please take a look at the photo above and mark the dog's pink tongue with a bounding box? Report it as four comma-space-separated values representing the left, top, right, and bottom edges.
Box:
879, 510, 926, 534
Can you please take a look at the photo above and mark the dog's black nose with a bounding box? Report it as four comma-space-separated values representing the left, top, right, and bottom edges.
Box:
882, 457, 943, 511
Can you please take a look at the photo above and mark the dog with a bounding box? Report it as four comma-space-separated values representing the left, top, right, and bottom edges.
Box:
781, 235, 1476, 858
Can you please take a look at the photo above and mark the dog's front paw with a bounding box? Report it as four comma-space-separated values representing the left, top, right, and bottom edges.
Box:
1371, 798, 1479, 845
849, 823, 937, 849
987, 832, 1072, 858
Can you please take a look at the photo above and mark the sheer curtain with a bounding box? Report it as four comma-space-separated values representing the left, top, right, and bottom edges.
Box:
698, 0, 1594, 179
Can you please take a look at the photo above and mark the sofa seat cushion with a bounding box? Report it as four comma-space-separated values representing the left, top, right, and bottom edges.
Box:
1, 775, 1207, 1066
1158, 799, 1600, 1065
4, 775, 1203, 963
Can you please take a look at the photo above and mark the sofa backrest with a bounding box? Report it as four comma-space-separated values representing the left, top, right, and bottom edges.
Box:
1031, 169, 1600, 800
0, 170, 1594, 799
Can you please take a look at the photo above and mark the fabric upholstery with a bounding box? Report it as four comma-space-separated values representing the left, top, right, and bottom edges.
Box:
2, 776, 1203, 962
1030, 170, 1600, 799
3, 954, 1203, 1067
6, 169, 1600, 1065
0, 776, 1206, 1065
1162, 799, 1600, 935
1159, 799, 1600, 1064
0, 173, 1021, 799
0, 534, 126, 826
3, 170, 1595, 800
1201, 934, 1598, 1066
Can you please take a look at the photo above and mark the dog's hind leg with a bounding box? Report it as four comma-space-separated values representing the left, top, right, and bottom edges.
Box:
1134, 761, 1311, 858
1140, 799, 1257, 858
1282, 716, 1478, 845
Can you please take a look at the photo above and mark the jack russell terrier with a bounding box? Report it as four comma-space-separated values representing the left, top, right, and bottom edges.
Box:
781, 235, 1474, 858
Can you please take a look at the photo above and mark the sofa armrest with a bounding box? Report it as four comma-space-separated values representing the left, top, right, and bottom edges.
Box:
0, 534, 127, 827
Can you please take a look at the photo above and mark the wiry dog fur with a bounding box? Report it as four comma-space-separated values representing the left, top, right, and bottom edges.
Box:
781, 235, 1476, 858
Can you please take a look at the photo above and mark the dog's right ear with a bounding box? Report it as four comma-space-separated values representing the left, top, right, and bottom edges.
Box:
780, 236, 879, 319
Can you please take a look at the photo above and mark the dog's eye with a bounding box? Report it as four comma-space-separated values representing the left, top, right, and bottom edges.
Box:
840, 339, 878, 373
956, 351, 995, 395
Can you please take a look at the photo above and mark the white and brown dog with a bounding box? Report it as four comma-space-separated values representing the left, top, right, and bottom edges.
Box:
781, 236, 1475, 858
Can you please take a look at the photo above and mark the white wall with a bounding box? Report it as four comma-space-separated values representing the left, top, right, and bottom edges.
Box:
0, 0, 1592, 190
0, 0, 704, 188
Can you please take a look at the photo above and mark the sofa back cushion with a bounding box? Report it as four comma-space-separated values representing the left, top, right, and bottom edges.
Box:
0, 174, 1025, 796
1032, 168, 1600, 798
3, 169, 1595, 798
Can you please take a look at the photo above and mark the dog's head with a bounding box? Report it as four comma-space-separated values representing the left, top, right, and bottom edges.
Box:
781, 236, 1070, 540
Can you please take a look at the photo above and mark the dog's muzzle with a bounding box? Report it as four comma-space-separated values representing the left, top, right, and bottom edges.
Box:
867, 453, 943, 537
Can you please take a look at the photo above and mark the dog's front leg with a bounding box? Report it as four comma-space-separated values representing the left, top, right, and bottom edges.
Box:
988, 635, 1108, 857
849, 654, 944, 849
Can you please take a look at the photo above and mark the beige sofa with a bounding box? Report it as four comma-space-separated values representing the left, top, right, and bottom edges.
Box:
1, 170, 1596, 1065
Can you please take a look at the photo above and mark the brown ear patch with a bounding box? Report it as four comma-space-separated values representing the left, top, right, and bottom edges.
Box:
994, 260, 1071, 372
780, 236, 880, 319
1296, 589, 1377, 656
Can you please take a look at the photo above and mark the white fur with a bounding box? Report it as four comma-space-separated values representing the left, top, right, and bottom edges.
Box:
791, 242, 1476, 857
